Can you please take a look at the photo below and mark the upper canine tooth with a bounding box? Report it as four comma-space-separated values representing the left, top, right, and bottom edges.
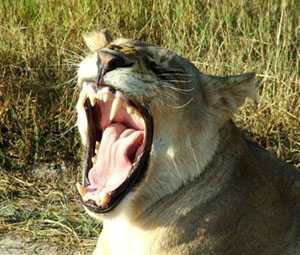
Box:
88, 90, 96, 106
87, 86, 92, 98
91, 97, 97, 106
110, 98, 123, 121
78, 86, 87, 107
76, 183, 88, 197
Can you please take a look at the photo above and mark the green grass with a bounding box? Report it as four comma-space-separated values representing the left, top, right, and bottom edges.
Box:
0, 0, 299, 253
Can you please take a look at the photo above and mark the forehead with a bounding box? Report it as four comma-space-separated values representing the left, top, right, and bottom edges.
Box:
105, 43, 143, 57
107, 40, 182, 69
101, 39, 155, 59
83, 34, 190, 73
104, 38, 169, 58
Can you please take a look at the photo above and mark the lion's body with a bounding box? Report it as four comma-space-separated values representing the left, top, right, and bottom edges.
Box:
94, 122, 300, 255
76, 30, 300, 255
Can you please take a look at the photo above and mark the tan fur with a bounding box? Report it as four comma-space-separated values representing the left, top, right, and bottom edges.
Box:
83, 29, 113, 51
77, 30, 300, 255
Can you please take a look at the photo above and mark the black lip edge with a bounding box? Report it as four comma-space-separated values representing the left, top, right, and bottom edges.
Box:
81, 84, 153, 213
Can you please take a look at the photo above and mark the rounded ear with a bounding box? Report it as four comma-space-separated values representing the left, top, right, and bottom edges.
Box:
203, 72, 256, 126
83, 28, 114, 51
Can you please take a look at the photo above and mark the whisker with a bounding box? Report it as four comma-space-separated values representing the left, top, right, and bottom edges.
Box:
189, 146, 200, 175
154, 98, 165, 113
162, 97, 193, 109
57, 46, 84, 60
171, 156, 182, 180
161, 84, 195, 93
67, 42, 88, 55
163, 79, 193, 83
49, 62, 79, 68
158, 73, 192, 77
53, 123, 77, 138
57, 76, 78, 86
159, 90, 179, 101
63, 60, 81, 66
160, 81, 195, 94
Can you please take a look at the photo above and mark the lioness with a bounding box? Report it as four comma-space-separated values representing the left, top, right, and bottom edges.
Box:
75, 29, 300, 255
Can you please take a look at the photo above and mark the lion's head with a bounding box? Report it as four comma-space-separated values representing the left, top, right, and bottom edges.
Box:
76, 29, 256, 220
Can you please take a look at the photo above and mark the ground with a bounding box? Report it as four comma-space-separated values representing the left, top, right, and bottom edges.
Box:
0, 163, 100, 255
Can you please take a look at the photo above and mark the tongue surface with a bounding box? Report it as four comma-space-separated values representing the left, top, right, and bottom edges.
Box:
88, 123, 144, 192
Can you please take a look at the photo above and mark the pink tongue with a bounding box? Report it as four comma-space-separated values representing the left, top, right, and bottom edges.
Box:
88, 123, 144, 192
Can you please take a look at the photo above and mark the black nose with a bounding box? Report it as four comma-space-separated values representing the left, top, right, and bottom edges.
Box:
98, 51, 125, 74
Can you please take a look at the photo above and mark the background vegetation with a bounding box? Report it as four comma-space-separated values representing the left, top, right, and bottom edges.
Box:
0, 0, 299, 253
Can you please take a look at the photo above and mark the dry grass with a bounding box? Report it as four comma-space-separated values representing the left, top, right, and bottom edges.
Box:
0, 0, 299, 253
0, 166, 100, 254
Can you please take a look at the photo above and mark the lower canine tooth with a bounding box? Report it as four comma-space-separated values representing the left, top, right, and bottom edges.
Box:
95, 141, 100, 154
96, 192, 111, 206
126, 105, 135, 114
126, 105, 142, 119
76, 183, 88, 197
92, 156, 97, 164
134, 111, 142, 119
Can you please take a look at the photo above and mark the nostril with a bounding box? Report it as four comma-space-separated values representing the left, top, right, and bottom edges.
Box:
98, 51, 125, 73
109, 56, 125, 71
97, 51, 134, 86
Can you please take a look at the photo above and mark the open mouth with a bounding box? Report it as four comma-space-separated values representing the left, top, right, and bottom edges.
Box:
76, 81, 153, 213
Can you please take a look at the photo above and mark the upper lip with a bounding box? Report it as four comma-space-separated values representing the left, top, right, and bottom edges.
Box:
78, 80, 153, 213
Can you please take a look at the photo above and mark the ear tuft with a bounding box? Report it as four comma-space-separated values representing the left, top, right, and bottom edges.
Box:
83, 29, 114, 51
203, 72, 256, 126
